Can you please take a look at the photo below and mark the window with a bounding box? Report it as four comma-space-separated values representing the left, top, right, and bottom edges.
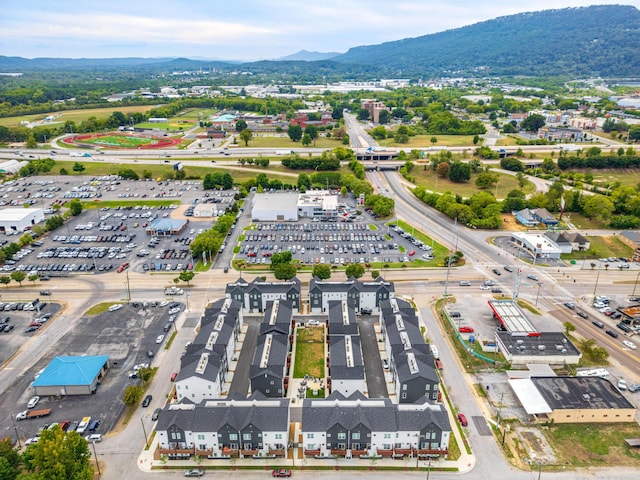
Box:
352, 432, 360, 440
229, 434, 238, 441
402, 384, 407, 391
199, 444, 206, 450
275, 433, 282, 440
337, 432, 346, 440
432, 393, 437, 400
425, 384, 430, 391
243, 434, 252, 441
402, 393, 407, 399
383, 433, 391, 440
270, 380, 274, 385
197, 434, 205, 440
307, 433, 315, 439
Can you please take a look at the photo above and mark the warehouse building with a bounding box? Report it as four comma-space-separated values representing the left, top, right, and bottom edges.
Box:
31, 355, 110, 396
0, 207, 44, 234
251, 193, 299, 222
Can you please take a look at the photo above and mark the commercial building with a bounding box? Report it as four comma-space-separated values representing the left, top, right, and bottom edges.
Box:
225, 276, 301, 313
156, 393, 290, 459
495, 331, 581, 366
31, 355, 110, 396
509, 376, 636, 424
0, 207, 44, 234
296, 190, 338, 219
145, 218, 188, 236
174, 299, 243, 402
509, 232, 562, 260
302, 391, 451, 458
251, 193, 299, 222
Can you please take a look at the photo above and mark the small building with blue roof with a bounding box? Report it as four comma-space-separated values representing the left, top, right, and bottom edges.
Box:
32, 355, 110, 396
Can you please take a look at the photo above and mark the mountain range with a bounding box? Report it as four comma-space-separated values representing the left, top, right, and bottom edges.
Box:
1, 5, 639, 78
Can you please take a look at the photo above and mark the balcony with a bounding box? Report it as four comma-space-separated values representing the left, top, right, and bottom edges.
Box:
303, 448, 321, 457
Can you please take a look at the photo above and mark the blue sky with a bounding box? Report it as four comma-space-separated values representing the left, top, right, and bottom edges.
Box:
1, 1, 638, 60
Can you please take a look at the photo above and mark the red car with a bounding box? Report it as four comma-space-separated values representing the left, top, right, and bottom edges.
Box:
247, 252, 257, 257
59, 420, 71, 431
435, 359, 443, 370
117, 262, 130, 273
457, 413, 468, 426
272, 469, 292, 477
459, 326, 475, 333
408, 250, 416, 256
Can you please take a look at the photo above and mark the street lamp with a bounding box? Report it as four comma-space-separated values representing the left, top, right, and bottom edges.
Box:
426, 456, 432, 480
90, 439, 101, 475
535, 283, 543, 306
632, 269, 640, 298
140, 416, 149, 448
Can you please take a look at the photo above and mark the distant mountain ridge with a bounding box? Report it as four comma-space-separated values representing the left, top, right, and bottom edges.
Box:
332, 5, 640, 76
1, 5, 639, 78
277, 50, 341, 61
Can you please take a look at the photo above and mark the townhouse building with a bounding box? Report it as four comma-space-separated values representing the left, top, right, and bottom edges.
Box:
309, 276, 394, 313
225, 276, 301, 313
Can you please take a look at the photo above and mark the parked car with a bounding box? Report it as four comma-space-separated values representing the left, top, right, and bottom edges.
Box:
156, 334, 165, 344
27, 396, 40, 409
628, 383, 640, 393
152, 408, 161, 421
85, 434, 102, 443
435, 359, 443, 370
142, 395, 152, 407
459, 326, 475, 333
184, 469, 204, 477
457, 413, 468, 426
272, 469, 292, 478
618, 379, 627, 390
622, 340, 637, 350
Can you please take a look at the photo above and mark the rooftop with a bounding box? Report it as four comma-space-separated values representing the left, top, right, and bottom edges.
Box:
32, 355, 109, 387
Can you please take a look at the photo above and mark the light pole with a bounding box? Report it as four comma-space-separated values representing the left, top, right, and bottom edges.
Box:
632, 270, 640, 297
91, 439, 101, 475
535, 283, 543, 306
140, 416, 149, 448
426, 456, 432, 480
592, 270, 600, 298
10, 415, 21, 448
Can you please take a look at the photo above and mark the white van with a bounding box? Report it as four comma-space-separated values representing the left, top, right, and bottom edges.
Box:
430, 344, 439, 359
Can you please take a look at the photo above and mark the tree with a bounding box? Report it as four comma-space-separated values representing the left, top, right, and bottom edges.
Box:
448, 161, 471, 183
345, 263, 365, 279
357, 109, 370, 121
301, 134, 312, 146
235, 119, 248, 132
436, 162, 450, 178
583, 195, 614, 220
22, 426, 93, 480
10, 271, 25, 286
0, 276, 9, 288
475, 172, 499, 189
304, 125, 318, 144
371, 270, 380, 279
430, 136, 438, 145
287, 124, 303, 142
521, 114, 545, 132
179, 270, 195, 285
72, 162, 85, 173
122, 385, 143, 406
270, 251, 292, 267
312, 264, 331, 280
378, 110, 390, 124
0, 438, 20, 480
239, 128, 253, 146
274, 263, 297, 280
563, 321, 576, 336
371, 126, 387, 141
68, 198, 83, 216
28, 273, 39, 285
297, 173, 311, 192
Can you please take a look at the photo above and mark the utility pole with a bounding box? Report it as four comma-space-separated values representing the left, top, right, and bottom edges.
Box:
125, 270, 131, 302
91, 439, 101, 475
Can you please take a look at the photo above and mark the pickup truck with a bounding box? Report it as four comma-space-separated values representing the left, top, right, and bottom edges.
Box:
16, 408, 52, 420
164, 287, 184, 296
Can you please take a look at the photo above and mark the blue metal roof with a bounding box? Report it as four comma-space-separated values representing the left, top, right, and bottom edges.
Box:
32, 355, 109, 387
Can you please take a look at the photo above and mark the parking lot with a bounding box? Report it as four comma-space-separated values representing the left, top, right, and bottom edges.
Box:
0, 176, 239, 276
4, 300, 184, 441
236, 220, 436, 267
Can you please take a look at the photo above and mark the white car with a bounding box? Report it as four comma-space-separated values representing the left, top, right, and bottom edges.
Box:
108, 304, 123, 312
159, 301, 170, 307
156, 335, 165, 344
480, 285, 490, 290
85, 434, 102, 443
27, 396, 40, 409
623, 340, 637, 350
618, 379, 627, 390
307, 320, 321, 326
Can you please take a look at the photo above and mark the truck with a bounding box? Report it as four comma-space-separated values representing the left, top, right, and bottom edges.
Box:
16, 408, 52, 421
430, 344, 439, 359
76, 416, 91, 434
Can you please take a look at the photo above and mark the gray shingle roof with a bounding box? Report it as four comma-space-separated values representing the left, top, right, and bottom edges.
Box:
329, 335, 364, 380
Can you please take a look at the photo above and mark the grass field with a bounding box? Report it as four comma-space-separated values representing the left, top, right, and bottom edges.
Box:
51, 160, 297, 184
560, 235, 634, 261
383, 134, 477, 148
293, 327, 325, 378
409, 165, 535, 198
0, 105, 156, 128
544, 423, 640, 466
573, 169, 640, 189
239, 134, 342, 149
79, 199, 178, 209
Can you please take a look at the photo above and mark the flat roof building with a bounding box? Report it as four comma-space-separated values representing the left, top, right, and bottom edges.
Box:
251, 193, 299, 222
0, 207, 44, 234
31, 355, 110, 396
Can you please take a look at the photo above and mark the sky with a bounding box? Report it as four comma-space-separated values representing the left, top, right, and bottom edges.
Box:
2, 1, 639, 60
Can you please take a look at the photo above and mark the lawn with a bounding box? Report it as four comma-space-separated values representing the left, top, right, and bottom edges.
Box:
543, 423, 640, 466
383, 134, 477, 148
409, 165, 535, 199
85, 302, 123, 316
0, 105, 156, 128
52, 160, 297, 184
388, 219, 453, 263
79, 199, 178, 210
239, 134, 343, 149
293, 327, 325, 378
560, 235, 635, 261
